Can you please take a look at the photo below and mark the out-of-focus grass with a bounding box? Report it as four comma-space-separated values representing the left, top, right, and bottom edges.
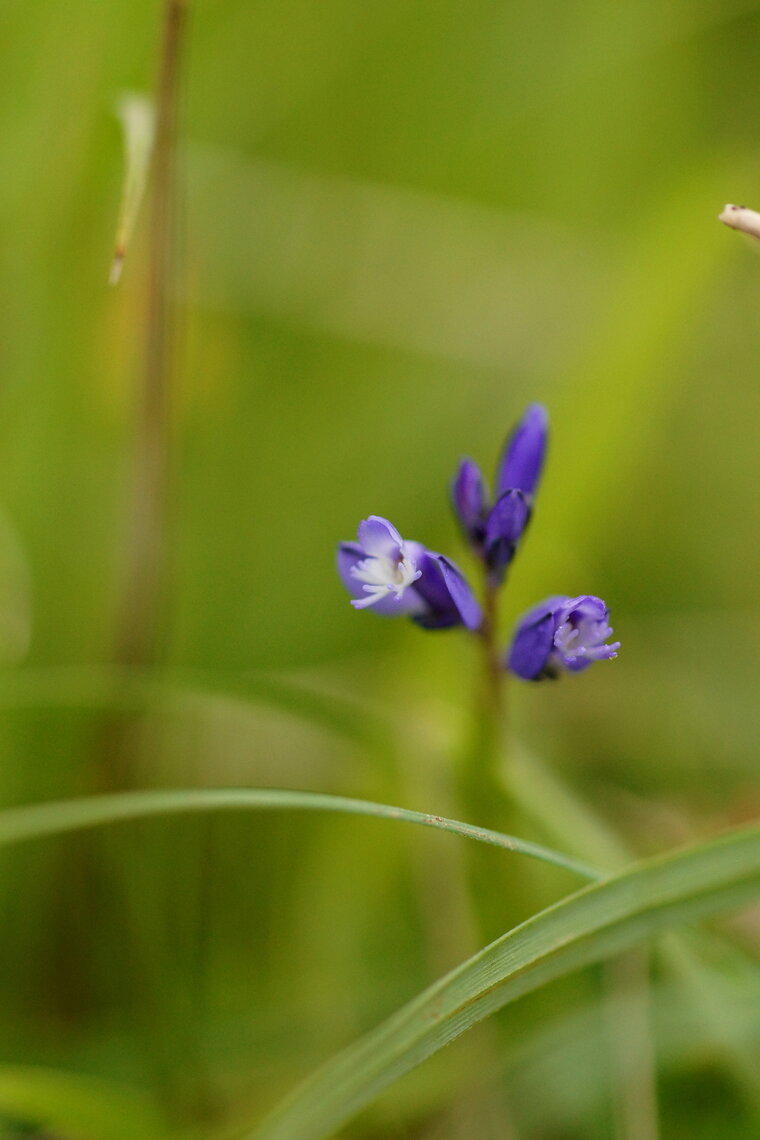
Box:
0, 0, 760, 1136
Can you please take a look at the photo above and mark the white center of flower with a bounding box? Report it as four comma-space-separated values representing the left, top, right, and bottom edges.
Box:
350, 550, 421, 609
554, 616, 608, 660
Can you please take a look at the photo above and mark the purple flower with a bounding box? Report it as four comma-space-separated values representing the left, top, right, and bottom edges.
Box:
507, 594, 620, 680
337, 516, 482, 630
452, 403, 548, 579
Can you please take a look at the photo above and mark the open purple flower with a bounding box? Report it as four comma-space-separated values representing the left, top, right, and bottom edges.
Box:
507, 594, 620, 680
452, 403, 548, 580
337, 516, 481, 630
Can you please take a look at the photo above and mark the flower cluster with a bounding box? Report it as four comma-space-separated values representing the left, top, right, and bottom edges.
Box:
337, 405, 619, 680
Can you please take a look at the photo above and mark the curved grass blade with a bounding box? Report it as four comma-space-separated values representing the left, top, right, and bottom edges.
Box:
249, 821, 760, 1140
0, 787, 601, 882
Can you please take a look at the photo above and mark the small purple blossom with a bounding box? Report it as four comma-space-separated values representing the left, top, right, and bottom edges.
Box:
507, 595, 620, 681
451, 403, 548, 580
337, 515, 481, 630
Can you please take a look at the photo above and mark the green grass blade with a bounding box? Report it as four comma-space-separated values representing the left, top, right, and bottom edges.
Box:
0, 787, 601, 881
249, 822, 760, 1140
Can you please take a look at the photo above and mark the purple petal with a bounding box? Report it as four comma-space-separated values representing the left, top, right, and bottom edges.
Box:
496, 403, 549, 499
354, 590, 427, 618
556, 595, 608, 623
336, 542, 365, 595
437, 556, 482, 630
410, 548, 480, 630
506, 596, 563, 680
357, 516, 404, 559
484, 490, 530, 576
451, 459, 488, 544
411, 548, 461, 629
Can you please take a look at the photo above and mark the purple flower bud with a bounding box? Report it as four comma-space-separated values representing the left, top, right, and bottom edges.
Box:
337, 516, 481, 631
451, 459, 489, 548
484, 489, 531, 580
495, 403, 549, 500
507, 594, 620, 680
451, 405, 548, 572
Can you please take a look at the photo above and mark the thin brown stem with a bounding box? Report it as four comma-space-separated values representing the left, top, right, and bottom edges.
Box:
90, 0, 189, 795
115, 0, 188, 670
78, 6, 202, 1110
52, 1, 192, 1043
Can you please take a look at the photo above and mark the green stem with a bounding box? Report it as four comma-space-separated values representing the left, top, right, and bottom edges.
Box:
458, 576, 508, 830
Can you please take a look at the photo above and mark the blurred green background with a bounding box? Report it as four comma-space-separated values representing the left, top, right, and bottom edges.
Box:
0, 0, 759, 1136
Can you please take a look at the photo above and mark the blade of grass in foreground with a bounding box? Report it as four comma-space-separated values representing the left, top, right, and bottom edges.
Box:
0, 787, 600, 881
249, 822, 760, 1140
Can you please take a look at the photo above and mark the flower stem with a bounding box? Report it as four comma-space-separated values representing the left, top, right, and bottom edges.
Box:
449, 582, 520, 1135
479, 576, 504, 725
458, 576, 509, 830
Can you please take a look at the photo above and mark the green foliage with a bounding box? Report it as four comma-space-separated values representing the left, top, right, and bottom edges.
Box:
1, 0, 760, 1136
251, 822, 760, 1139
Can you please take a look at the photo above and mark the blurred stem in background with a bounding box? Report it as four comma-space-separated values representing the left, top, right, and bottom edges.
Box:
605, 950, 660, 1140
67, 1, 211, 1123
113, 0, 187, 672
96, 0, 189, 790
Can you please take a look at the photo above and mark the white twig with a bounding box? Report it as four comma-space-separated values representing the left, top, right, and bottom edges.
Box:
719, 203, 760, 241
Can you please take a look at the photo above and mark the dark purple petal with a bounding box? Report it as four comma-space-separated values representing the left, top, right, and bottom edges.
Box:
411, 549, 462, 629
484, 489, 530, 577
409, 549, 480, 630
356, 516, 404, 559
496, 403, 549, 499
506, 597, 563, 680
451, 458, 488, 545
437, 556, 482, 630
